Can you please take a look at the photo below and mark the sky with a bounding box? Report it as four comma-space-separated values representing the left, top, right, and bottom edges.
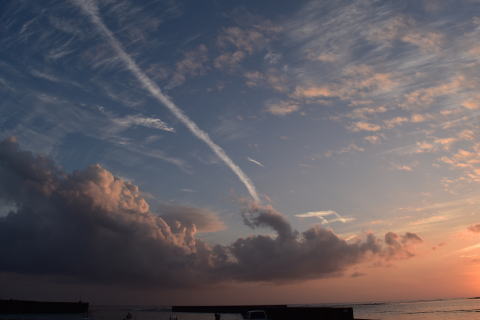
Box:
0, 0, 479, 305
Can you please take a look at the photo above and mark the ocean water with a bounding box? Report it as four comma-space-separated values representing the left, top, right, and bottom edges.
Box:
0, 298, 479, 320
353, 298, 480, 320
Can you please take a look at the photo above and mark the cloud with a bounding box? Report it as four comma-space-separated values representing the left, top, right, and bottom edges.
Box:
306, 51, 339, 63
227, 203, 421, 281
323, 143, 365, 158
295, 210, 354, 224
402, 76, 464, 109
462, 99, 480, 110
0, 138, 423, 286
244, 71, 264, 87
247, 157, 264, 167
391, 163, 416, 172
458, 243, 480, 253
468, 224, 480, 233
72, 0, 260, 202
401, 31, 443, 52
217, 27, 265, 54
168, 44, 209, 88
214, 51, 245, 69
410, 113, 428, 123
410, 215, 449, 226
364, 135, 381, 144
265, 101, 300, 116
365, 15, 444, 52
214, 24, 277, 69
349, 121, 382, 132
350, 271, 366, 278
243, 70, 288, 92
264, 51, 281, 64
384, 117, 409, 129
291, 65, 397, 106
293, 86, 334, 99
345, 106, 387, 120
112, 114, 174, 132
438, 143, 480, 186
0, 137, 218, 287
160, 205, 225, 233
383, 232, 423, 259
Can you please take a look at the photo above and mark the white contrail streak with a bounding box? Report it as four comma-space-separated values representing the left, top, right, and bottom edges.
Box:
247, 157, 264, 167
72, 0, 260, 202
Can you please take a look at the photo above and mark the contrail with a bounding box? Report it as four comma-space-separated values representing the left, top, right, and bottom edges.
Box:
72, 0, 260, 202
247, 157, 264, 167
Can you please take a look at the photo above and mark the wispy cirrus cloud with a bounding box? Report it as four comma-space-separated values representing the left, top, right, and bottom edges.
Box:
323, 143, 364, 158
295, 210, 355, 224
112, 114, 174, 132
410, 215, 450, 226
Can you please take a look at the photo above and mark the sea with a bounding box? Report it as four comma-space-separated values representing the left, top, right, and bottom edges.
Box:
0, 298, 479, 320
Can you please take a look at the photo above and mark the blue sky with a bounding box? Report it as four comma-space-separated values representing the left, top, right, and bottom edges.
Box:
1, 0, 480, 303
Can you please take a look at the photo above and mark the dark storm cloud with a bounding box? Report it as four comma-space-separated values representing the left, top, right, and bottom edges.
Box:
0, 138, 422, 287
0, 137, 213, 287
218, 202, 422, 282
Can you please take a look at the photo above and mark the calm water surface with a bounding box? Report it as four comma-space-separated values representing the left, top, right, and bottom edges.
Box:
0, 298, 478, 320
353, 298, 480, 320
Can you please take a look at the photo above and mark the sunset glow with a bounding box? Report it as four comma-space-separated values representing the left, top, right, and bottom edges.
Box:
0, 0, 479, 307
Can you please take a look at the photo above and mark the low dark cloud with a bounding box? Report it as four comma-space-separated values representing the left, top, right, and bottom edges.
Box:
350, 272, 366, 278
468, 224, 480, 233
0, 138, 422, 288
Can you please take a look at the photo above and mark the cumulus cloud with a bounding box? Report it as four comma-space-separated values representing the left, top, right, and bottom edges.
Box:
0, 138, 423, 287
160, 205, 226, 233
383, 232, 423, 259
0, 138, 212, 287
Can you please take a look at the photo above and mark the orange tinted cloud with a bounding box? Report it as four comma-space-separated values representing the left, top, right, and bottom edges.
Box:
468, 224, 480, 233
350, 121, 382, 132
293, 85, 334, 98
